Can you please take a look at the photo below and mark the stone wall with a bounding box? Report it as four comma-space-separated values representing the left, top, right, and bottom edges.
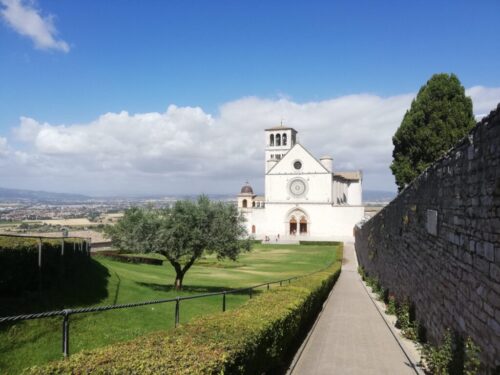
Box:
355, 104, 500, 371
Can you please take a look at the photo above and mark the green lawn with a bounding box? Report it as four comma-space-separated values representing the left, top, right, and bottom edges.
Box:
0, 243, 338, 374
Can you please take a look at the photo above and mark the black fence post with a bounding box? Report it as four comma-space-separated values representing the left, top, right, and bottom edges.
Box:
267, 283, 269, 291
280, 280, 282, 287
174, 298, 180, 327
222, 292, 226, 312
62, 309, 70, 357
249, 288, 252, 299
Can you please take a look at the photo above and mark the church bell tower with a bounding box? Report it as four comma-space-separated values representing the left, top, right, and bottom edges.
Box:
264, 124, 298, 173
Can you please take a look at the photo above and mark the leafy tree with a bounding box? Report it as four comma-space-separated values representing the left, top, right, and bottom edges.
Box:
390, 73, 475, 191
105, 196, 251, 289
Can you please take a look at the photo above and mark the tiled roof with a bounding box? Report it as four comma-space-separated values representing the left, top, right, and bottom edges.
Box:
335, 171, 362, 181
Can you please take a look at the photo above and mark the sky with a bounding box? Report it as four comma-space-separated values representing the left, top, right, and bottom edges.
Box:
0, 0, 499, 197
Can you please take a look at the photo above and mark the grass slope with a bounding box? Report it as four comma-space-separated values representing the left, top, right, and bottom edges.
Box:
0, 243, 337, 374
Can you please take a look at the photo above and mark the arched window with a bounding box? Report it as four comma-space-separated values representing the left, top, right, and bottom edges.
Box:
252, 225, 256, 234
252, 201, 256, 207
270, 134, 274, 146
289, 216, 297, 235
300, 216, 308, 234
276, 134, 281, 146
282, 133, 287, 146
242, 199, 247, 208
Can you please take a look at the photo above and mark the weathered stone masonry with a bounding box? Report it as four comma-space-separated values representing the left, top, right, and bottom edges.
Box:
355, 104, 500, 370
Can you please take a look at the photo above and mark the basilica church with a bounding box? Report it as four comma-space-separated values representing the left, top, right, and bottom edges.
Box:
238, 125, 364, 240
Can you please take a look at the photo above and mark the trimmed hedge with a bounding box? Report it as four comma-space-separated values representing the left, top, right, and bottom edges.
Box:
299, 240, 343, 246
28, 246, 343, 374
0, 235, 90, 296
94, 251, 164, 265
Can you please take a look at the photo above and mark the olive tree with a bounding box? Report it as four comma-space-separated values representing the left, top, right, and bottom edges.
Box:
106, 196, 251, 289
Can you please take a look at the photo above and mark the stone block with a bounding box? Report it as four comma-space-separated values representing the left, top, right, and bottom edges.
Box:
484, 242, 495, 262
476, 242, 485, 257
474, 256, 490, 275
484, 302, 494, 317
489, 291, 500, 310
488, 317, 500, 336
474, 305, 488, 323
491, 263, 500, 283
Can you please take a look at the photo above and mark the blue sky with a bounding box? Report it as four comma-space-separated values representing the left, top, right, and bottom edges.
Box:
0, 0, 499, 196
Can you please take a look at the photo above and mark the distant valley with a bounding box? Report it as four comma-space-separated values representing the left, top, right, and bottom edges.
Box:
0, 186, 396, 204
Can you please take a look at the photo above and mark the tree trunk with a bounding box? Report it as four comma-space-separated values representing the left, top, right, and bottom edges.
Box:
162, 252, 197, 291
174, 272, 184, 290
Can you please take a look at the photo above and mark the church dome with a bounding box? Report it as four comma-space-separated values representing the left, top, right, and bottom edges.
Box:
240, 183, 254, 194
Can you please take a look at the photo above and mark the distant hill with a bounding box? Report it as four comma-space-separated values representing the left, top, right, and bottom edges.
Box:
363, 190, 396, 203
0, 187, 90, 202
0, 187, 396, 204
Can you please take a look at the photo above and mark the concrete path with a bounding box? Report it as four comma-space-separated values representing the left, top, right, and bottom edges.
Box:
289, 243, 417, 375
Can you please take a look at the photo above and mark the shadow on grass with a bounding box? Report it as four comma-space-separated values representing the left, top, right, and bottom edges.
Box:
194, 260, 246, 269
0, 259, 110, 319
112, 271, 121, 305
135, 281, 264, 297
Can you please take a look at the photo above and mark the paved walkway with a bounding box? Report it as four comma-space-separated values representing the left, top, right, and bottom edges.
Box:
290, 243, 417, 375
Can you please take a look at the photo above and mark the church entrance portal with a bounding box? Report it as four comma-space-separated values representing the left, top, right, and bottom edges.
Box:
287, 209, 309, 236
289, 215, 307, 235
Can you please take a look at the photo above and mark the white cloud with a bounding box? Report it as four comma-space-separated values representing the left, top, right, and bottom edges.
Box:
3, 87, 500, 195
0, 137, 9, 157
0, 0, 69, 52
466, 86, 500, 119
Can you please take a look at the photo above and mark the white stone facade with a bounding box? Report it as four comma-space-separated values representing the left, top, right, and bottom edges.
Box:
238, 126, 364, 241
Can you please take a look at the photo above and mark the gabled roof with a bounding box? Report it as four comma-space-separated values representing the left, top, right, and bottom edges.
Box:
267, 143, 330, 175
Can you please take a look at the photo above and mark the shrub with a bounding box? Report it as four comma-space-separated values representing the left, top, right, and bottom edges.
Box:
386, 294, 397, 315
357, 266, 365, 278
395, 300, 418, 340
0, 235, 90, 296
464, 337, 481, 375
94, 252, 164, 265
421, 330, 454, 375
28, 249, 343, 374
299, 241, 343, 246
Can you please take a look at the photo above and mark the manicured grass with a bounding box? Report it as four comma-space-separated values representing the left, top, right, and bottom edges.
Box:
0, 243, 338, 374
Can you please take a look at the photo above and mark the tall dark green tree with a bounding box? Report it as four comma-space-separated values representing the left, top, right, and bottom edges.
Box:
105, 196, 251, 289
390, 73, 475, 191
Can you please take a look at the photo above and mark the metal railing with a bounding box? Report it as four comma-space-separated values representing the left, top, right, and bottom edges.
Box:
0, 262, 335, 358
